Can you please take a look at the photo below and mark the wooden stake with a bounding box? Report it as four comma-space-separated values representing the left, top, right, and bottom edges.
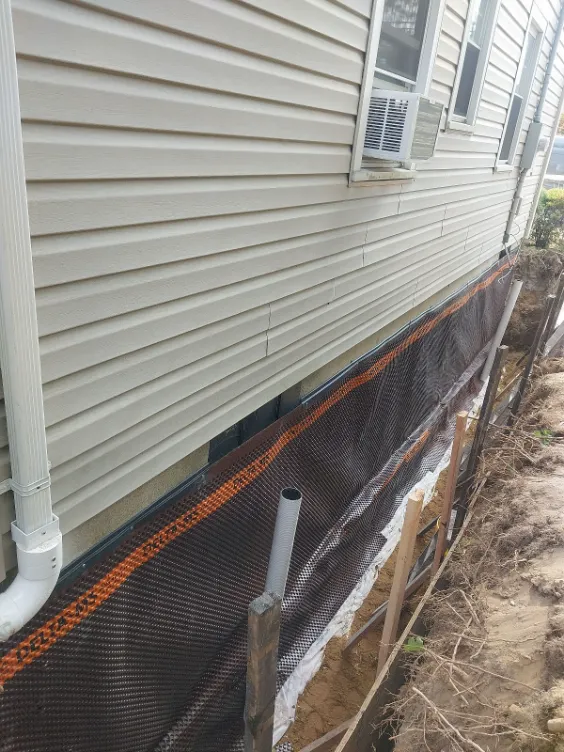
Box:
377, 488, 424, 675
541, 273, 564, 353
244, 591, 282, 752
298, 719, 352, 752
509, 294, 556, 424
466, 346, 507, 482
336, 480, 486, 752
432, 411, 468, 574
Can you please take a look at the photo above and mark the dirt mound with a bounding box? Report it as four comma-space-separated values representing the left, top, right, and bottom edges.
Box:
390, 368, 564, 752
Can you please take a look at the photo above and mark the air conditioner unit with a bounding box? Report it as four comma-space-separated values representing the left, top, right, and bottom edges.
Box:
363, 90, 443, 161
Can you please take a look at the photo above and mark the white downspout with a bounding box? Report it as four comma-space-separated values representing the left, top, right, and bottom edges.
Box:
0, 0, 61, 641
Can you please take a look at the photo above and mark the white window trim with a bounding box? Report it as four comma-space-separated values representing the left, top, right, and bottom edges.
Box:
495, 11, 546, 168
349, 0, 446, 179
446, 0, 502, 131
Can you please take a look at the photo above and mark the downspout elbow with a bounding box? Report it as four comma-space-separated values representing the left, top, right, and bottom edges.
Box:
0, 531, 62, 641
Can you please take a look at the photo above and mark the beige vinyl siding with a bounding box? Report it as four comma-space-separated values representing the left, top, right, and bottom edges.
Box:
0, 0, 562, 571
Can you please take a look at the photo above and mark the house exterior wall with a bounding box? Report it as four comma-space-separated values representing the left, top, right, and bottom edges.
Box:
0, 0, 563, 574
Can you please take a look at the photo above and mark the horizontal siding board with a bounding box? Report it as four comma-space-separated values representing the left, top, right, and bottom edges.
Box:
33, 196, 399, 288
268, 236, 481, 355
22, 125, 352, 181
436, 33, 461, 66
70, 0, 364, 81
39, 248, 363, 382
327, 0, 373, 19
178, 0, 369, 49
333, 228, 468, 299
13, 1, 358, 113
269, 281, 335, 330
441, 6, 465, 42
47, 334, 269, 466
50, 244, 476, 510
367, 206, 446, 242
51, 247, 488, 523
19, 61, 355, 144
27, 176, 390, 236
37, 232, 369, 333
44, 307, 271, 426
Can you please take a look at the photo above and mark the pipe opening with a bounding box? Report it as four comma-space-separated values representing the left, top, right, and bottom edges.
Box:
281, 487, 301, 502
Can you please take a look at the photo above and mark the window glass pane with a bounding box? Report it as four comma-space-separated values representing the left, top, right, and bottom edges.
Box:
499, 93, 523, 161
453, 0, 491, 118
376, 0, 431, 83
516, 31, 537, 97
468, 0, 489, 46
454, 40, 480, 116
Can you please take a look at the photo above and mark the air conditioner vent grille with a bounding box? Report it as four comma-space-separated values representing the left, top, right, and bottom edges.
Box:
365, 96, 409, 154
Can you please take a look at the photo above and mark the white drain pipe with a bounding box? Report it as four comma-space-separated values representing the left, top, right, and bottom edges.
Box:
0, 0, 61, 641
481, 279, 523, 381
266, 488, 302, 598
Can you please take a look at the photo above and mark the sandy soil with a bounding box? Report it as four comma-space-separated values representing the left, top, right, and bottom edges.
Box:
282, 481, 444, 750
391, 368, 564, 752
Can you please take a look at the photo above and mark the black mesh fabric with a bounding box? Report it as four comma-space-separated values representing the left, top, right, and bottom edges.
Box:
0, 258, 513, 752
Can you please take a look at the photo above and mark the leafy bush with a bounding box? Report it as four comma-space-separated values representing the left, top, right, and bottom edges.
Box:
532, 188, 564, 248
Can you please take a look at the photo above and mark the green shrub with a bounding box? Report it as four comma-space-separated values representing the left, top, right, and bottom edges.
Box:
532, 188, 564, 248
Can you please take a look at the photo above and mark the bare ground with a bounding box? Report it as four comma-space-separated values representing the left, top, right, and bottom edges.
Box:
283, 486, 444, 750
388, 364, 564, 752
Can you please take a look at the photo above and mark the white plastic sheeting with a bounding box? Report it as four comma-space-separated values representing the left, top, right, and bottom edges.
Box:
273, 387, 486, 743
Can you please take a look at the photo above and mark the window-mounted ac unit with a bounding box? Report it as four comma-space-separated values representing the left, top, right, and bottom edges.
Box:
363, 90, 443, 161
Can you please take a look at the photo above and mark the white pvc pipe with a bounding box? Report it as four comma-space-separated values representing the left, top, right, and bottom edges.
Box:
265, 488, 302, 598
481, 279, 523, 382
0, 534, 62, 640
0, 0, 61, 640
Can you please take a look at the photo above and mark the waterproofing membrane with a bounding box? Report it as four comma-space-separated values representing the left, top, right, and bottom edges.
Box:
0, 258, 512, 752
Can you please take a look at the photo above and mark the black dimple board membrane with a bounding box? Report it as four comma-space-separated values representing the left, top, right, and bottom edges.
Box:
0, 259, 512, 751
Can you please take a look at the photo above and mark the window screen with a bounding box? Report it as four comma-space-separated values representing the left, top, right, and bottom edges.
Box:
376, 0, 431, 84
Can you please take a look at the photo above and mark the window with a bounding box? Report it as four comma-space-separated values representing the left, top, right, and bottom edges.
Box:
350, 0, 445, 178
449, 0, 500, 126
497, 21, 544, 165
375, 0, 432, 88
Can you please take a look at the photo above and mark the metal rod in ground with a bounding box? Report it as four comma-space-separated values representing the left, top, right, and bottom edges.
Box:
265, 487, 302, 598
542, 273, 564, 354
244, 591, 282, 752
509, 294, 556, 425
481, 279, 523, 381
432, 411, 468, 575
465, 345, 508, 483
376, 488, 424, 676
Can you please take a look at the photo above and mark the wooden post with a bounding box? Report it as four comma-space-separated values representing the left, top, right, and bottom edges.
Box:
377, 489, 424, 676
541, 273, 564, 354
509, 294, 556, 424
244, 591, 282, 752
335, 480, 485, 752
432, 411, 468, 574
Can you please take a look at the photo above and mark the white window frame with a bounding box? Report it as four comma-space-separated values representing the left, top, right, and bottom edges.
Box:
446, 0, 501, 131
495, 11, 546, 168
350, 0, 446, 179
